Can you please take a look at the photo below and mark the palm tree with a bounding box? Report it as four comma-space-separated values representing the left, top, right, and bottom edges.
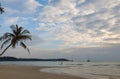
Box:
0, 3, 5, 14
0, 25, 32, 56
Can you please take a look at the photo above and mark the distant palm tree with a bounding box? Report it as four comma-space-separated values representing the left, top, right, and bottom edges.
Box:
0, 25, 32, 56
0, 3, 5, 14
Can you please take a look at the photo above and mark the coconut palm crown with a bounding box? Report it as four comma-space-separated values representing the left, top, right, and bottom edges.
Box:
0, 25, 32, 56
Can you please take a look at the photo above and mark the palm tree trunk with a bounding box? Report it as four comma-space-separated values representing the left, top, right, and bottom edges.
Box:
0, 44, 12, 56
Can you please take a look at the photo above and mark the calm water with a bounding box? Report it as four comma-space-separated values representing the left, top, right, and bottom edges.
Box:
0, 61, 120, 79
0, 61, 63, 66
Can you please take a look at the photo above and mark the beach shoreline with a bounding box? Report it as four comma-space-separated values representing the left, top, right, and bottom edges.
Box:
0, 64, 85, 79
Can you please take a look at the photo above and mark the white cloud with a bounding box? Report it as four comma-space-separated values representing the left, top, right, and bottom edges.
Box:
37, 0, 120, 47
5, 7, 19, 14
1, 0, 42, 14
4, 17, 20, 25
4, 44, 120, 61
2, 16, 38, 27
23, 0, 42, 13
40, 0, 78, 22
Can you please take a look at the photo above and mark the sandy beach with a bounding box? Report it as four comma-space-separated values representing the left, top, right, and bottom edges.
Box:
0, 65, 84, 79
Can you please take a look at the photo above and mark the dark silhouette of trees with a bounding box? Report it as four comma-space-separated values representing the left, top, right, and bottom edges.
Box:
0, 25, 32, 56
0, 3, 5, 14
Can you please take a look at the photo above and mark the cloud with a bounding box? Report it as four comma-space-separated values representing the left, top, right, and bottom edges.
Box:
3, 17, 20, 25
3, 44, 120, 61
0, 0, 43, 28
2, 16, 33, 26
37, 0, 120, 47
1, 0, 42, 14
26, 35, 47, 46
23, 0, 42, 13
1, 0, 120, 61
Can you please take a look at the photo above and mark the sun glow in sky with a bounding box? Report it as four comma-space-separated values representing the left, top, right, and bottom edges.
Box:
0, 0, 120, 61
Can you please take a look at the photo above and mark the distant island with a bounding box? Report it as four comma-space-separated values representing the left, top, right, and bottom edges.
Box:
0, 57, 70, 61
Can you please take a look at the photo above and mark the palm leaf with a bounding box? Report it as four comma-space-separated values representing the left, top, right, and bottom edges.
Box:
1, 38, 11, 49
10, 25, 18, 35
0, 3, 5, 14
20, 42, 30, 54
18, 27, 23, 34
0, 33, 13, 41
18, 35, 32, 40
21, 30, 30, 34
16, 25, 19, 35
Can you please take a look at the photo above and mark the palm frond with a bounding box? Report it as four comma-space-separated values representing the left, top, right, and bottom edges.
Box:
27, 48, 30, 54
0, 8, 5, 14
0, 36, 3, 41
20, 42, 30, 54
20, 42, 27, 48
21, 30, 30, 34
10, 25, 17, 34
18, 26, 23, 34
6, 33, 15, 37
0, 3, 5, 14
1, 38, 11, 49
18, 35, 32, 40
0, 34, 6, 41
0, 33, 13, 41
16, 25, 19, 34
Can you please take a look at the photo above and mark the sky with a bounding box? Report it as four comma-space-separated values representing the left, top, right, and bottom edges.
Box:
0, 0, 120, 61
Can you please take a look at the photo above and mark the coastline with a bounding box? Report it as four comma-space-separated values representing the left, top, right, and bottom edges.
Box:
0, 65, 85, 79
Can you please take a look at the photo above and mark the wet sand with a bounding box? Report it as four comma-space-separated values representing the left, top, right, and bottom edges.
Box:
0, 65, 85, 79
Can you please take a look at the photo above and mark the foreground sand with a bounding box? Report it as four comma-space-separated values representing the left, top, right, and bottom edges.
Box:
0, 65, 85, 79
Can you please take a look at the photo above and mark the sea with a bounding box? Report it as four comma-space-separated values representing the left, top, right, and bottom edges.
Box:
0, 61, 120, 79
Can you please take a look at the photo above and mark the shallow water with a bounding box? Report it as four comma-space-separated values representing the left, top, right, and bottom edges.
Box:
0, 61, 120, 79
0, 61, 62, 66
40, 62, 120, 79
